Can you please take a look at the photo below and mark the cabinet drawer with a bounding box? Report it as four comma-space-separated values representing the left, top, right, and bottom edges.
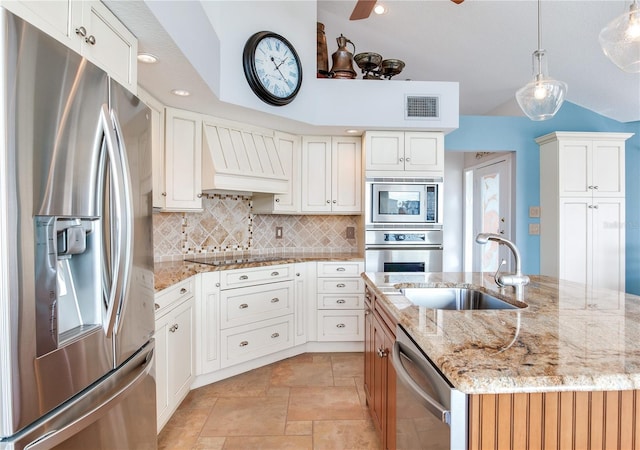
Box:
318, 293, 364, 310
154, 278, 194, 317
221, 281, 293, 329
220, 264, 292, 289
316, 310, 365, 342
317, 261, 364, 277
317, 278, 364, 294
220, 315, 294, 368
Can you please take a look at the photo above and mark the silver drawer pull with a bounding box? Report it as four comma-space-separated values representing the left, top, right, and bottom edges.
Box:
271, 332, 280, 339
239, 275, 249, 280
336, 299, 346, 304
271, 298, 280, 303
180, 288, 187, 294
336, 267, 346, 272
169, 324, 179, 333
336, 323, 346, 328
239, 341, 249, 347
271, 271, 280, 276
154, 303, 160, 310
239, 303, 249, 309
336, 283, 346, 288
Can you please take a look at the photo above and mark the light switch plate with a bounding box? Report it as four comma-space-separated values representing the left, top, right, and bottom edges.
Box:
275, 226, 283, 239
529, 223, 540, 235
529, 206, 541, 218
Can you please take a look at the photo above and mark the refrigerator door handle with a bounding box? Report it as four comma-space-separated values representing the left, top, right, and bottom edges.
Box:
99, 104, 127, 339
22, 346, 154, 450
109, 108, 134, 334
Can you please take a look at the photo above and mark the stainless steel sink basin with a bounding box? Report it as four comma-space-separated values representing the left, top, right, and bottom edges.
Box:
400, 287, 522, 310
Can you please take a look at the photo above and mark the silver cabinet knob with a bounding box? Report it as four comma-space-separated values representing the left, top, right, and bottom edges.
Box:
336, 323, 346, 328
271, 333, 280, 339
326, 200, 331, 204
154, 303, 160, 310
336, 283, 346, 288
85, 35, 96, 45
197, 193, 203, 198
75, 26, 87, 37
399, 157, 404, 162
377, 347, 388, 358
405, 157, 411, 162
239, 341, 248, 347
275, 198, 280, 203
180, 288, 187, 294
270, 298, 280, 303
169, 324, 179, 333
161, 192, 167, 197
336, 299, 346, 304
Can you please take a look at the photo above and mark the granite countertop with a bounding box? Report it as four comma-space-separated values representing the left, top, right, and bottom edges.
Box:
154, 252, 363, 292
363, 272, 640, 395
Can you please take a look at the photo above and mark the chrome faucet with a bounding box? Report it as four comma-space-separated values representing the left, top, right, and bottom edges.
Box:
475, 233, 530, 296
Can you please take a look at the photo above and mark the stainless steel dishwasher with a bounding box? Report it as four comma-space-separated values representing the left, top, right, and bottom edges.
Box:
391, 325, 468, 450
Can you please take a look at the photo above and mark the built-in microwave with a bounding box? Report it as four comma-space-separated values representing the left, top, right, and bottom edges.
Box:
367, 180, 443, 226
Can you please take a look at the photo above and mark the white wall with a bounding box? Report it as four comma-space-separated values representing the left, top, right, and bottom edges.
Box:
443, 151, 464, 271
148, 0, 458, 132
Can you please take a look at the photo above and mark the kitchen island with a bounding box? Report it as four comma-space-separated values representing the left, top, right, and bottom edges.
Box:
363, 272, 640, 450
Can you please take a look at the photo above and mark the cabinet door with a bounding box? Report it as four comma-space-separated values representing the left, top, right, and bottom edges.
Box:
78, 1, 137, 92
3, 0, 78, 49
167, 298, 195, 408
364, 131, 404, 171
558, 140, 592, 197
294, 262, 315, 345
558, 198, 591, 286
592, 198, 625, 292
332, 137, 362, 213
592, 140, 625, 197
154, 312, 170, 432
301, 136, 332, 212
363, 301, 374, 419
273, 132, 301, 212
164, 108, 203, 210
404, 132, 444, 175
138, 89, 166, 209
195, 272, 220, 375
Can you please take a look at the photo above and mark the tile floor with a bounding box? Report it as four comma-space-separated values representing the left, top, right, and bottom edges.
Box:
157, 352, 381, 449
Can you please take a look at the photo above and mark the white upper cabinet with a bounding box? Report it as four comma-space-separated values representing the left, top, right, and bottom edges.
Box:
364, 131, 444, 177
252, 132, 301, 214
164, 107, 203, 211
4, 0, 137, 92
551, 134, 627, 198
301, 136, 362, 214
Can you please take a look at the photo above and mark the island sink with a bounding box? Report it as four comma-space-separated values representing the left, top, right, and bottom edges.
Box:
401, 287, 523, 310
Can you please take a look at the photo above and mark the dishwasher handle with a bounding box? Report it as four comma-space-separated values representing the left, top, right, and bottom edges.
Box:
391, 340, 451, 425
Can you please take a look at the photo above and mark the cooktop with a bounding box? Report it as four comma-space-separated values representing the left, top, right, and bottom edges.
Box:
183, 255, 288, 267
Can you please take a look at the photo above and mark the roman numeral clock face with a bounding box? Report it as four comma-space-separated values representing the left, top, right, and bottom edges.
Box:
243, 31, 303, 106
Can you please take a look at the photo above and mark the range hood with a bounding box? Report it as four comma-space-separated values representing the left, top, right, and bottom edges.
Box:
201, 118, 288, 194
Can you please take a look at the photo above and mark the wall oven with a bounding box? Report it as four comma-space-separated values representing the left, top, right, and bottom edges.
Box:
365, 229, 443, 273
392, 325, 468, 450
366, 179, 443, 227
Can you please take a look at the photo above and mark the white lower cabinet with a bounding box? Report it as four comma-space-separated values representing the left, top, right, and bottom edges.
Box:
154, 280, 195, 432
218, 266, 295, 368
316, 261, 365, 342
195, 272, 220, 375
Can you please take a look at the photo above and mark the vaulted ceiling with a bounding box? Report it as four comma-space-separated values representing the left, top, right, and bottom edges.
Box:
105, 0, 640, 131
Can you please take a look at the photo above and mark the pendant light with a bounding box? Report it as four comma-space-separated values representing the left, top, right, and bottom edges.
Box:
515, 0, 567, 121
599, 0, 640, 73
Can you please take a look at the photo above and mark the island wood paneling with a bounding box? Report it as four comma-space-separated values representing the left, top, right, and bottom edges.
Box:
469, 390, 640, 450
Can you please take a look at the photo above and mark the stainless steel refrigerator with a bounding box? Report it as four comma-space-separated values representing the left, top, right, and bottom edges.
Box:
0, 7, 156, 449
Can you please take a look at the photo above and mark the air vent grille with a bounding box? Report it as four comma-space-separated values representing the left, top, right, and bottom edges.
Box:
405, 95, 439, 119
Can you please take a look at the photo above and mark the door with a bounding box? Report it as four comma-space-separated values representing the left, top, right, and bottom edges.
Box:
109, 79, 155, 367
466, 155, 513, 272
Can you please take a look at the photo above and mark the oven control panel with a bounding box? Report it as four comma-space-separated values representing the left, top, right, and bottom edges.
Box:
383, 233, 426, 242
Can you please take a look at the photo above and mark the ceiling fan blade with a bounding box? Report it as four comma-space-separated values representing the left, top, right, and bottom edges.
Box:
350, 0, 376, 20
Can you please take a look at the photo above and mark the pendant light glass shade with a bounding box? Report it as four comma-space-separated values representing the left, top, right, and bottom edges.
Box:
515, 50, 568, 121
599, 0, 640, 73
515, 0, 567, 121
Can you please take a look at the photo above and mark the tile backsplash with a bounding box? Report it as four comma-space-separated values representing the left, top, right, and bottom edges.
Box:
153, 193, 359, 262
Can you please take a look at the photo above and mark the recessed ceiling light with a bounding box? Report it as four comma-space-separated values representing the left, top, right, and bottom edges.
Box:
137, 53, 158, 64
374, 4, 387, 15
346, 129, 361, 135
171, 89, 191, 97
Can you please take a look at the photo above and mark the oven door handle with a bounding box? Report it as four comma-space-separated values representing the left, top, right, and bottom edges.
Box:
365, 245, 443, 251
391, 340, 451, 425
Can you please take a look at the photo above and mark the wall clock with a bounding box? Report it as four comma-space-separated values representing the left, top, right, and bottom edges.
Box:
242, 31, 303, 106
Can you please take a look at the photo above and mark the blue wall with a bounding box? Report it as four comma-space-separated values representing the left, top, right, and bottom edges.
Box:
445, 102, 640, 294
